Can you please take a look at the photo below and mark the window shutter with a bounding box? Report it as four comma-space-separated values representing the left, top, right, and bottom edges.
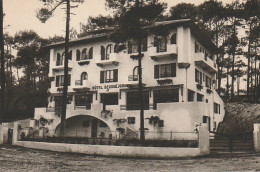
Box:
101, 46, 105, 60
171, 63, 176, 77
113, 69, 118, 82
68, 50, 72, 60
200, 72, 202, 84
76, 49, 80, 61
68, 74, 71, 86
89, 47, 93, 59
100, 71, 105, 83
56, 76, 59, 87
128, 41, 132, 54
154, 65, 159, 79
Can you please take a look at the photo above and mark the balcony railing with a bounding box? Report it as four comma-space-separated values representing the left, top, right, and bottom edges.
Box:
120, 104, 154, 110
128, 75, 138, 81
195, 52, 217, 73
149, 44, 177, 61
75, 80, 82, 86
96, 53, 119, 67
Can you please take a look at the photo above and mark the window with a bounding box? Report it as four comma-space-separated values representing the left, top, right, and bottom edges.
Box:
126, 91, 149, 110
88, 47, 93, 59
159, 120, 164, 127
170, 33, 177, 44
127, 37, 147, 54
75, 94, 93, 109
195, 69, 202, 84
154, 88, 179, 107
81, 72, 88, 81
82, 48, 87, 60
154, 63, 176, 79
56, 53, 64, 66
195, 42, 199, 53
106, 44, 113, 59
101, 93, 118, 106
130, 66, 138, 81
100, 69, 118, 83
214, 103, 220, 114
127, 117, 135, 124
205, 75, 212, 89
154, 36, 167, 52
197, 93, 204, 102
68, 50, 72, 60
56, 74, 71, 87
188, 90, 195, 102
76, 49, 81, 61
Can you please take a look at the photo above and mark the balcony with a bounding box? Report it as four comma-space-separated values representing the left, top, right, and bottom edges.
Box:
73, 80, 93, 92
149, 44, 177, 61
52, 60, 72, 72
195, 52, 217, 73
96, 53, 119, 67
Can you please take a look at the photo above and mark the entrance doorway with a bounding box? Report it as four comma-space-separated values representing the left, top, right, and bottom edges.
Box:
91, 119, 98, 138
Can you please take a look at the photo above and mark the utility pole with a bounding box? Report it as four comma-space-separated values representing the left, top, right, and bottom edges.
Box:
0, 0, 5, 123
60, 0, 70, 137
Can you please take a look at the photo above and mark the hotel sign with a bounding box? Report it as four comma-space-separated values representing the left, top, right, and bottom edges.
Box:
92, 84, 131, 90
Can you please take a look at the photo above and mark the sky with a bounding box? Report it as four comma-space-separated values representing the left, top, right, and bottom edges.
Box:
3, 0, 233, 39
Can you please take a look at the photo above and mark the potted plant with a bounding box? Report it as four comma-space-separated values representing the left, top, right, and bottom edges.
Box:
206, 88, 213, 94
157, 78, 173, 86
196, 83, 203, 91
101, 109, 113, 118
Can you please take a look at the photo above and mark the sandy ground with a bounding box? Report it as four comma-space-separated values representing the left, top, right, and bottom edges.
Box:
0, 145, 260, 172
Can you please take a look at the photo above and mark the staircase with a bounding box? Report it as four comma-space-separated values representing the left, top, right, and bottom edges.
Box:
210, 133, 254, 154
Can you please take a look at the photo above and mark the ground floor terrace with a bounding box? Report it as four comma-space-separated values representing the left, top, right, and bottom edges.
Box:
33, 85, 224, 140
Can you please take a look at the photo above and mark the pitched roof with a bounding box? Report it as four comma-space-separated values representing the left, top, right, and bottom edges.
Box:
46, 19, 218, 52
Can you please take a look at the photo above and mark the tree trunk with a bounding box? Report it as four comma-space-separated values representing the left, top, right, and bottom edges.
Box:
247, 23, 251, 102
60, 0, 70, 137
0, 0, 5, 123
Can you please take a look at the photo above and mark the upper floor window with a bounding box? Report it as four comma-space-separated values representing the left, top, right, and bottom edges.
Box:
77, 48, 93, 61
170, 33, 177, 44
154, 63, 176, 79
195, 69, 202, 84
56, 74, 71, 87
214, 102, 220, 114
197, 93, 204, 102
154, 36, 167, 53
195, 42, 199, 53
205, 75, 212, 89
56, 53, 62, 66
128, 37, 147, 54
101, 44, 113, 60
100, 69, 118, 83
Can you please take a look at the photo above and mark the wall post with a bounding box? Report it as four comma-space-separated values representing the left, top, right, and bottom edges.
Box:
12, 122, 20, 145
0, 124, 3, 144
253, 123, 260, 152
198, 124, 209, 155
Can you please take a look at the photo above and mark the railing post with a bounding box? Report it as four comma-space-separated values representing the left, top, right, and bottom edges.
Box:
170, 131, 172, 140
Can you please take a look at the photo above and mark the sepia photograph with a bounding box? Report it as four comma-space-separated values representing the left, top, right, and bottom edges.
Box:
0, 0, 259, 171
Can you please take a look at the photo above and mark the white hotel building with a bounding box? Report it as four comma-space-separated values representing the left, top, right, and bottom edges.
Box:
34, 19, 224, 139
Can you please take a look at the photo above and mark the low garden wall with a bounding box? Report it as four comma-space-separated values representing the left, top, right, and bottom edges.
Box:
12, 122, 209, 158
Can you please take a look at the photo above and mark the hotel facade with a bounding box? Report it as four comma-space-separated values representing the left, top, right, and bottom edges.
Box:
34, 19, 224, 140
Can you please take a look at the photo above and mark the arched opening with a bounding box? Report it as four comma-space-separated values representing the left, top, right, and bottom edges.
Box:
82, 48, 87, 60
88, 47, 93, 59
54, 115, 112, 138
76, 49, 81, 61
171, 33, 177, 44
106, 44, 113, 59
133, 66, 138, 81
81, 72, 88, 82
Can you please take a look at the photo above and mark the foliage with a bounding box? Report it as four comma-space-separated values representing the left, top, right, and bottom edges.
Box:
196, 83, 203, 91
113, 118, 127, 126
101, 109, 113, 118
146, 116, 160, 126
156, 78, 173, 86
206, 88, 213, 94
